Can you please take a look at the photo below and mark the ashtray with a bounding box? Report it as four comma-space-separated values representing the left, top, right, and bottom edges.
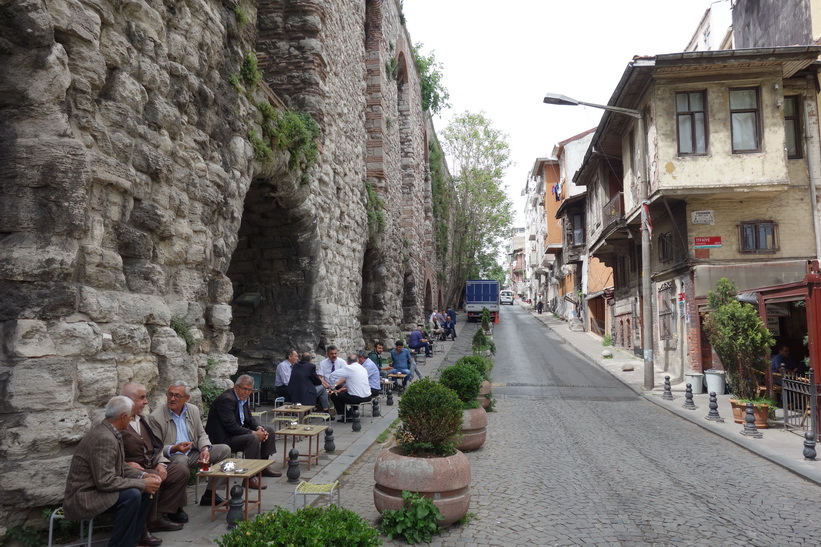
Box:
234, 468, 248, 473
286, 424, 298, 429
199, 469, 213, 473
304, 426, 313, 431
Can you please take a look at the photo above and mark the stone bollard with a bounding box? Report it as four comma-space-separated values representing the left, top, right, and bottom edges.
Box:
682, 384, 697, 410
662, 376, 674, 401
386, 388, 394, 406
287, 448, 300, 483
351, 404, 361, 432
804, 431, 817, 461
372, 397, 381, 417
740, 402, 763, 438
226, 483, 244, 530
324, 427, 336, 453
705, 392, 724, 422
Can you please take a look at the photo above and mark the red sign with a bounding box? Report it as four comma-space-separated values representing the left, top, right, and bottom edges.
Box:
694, 236, 722, 248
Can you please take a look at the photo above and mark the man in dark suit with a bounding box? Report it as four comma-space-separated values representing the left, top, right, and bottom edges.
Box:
64, 396, 161, 547
121, 383, 188, 543
287, 352, 325, 409
148, 380, 231, 507
205, 375, 281, 485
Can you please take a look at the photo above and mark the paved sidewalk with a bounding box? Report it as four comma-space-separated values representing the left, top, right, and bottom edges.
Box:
521, 302, 821, 486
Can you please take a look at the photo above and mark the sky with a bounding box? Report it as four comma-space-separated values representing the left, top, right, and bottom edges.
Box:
402, 0, 726, 224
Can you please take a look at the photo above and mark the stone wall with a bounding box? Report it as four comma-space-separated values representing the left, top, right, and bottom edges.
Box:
0, 0, 439, 532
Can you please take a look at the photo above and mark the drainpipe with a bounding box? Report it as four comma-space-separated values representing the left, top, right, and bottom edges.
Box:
804, 75, 821, 260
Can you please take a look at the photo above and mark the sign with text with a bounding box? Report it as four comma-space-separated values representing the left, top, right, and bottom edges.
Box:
691, 210, 715, 225
694, 236, 722, 248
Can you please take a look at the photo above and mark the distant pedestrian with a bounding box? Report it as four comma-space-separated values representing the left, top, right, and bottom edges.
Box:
536, 301, 544, 314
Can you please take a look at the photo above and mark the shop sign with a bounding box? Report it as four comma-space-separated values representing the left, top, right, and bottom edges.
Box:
694, 236, 722, 248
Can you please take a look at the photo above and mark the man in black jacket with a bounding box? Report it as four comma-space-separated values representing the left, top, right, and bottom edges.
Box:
205, 375, 281, 483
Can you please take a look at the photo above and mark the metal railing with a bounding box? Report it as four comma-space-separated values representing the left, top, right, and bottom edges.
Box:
781, 369, 818, 438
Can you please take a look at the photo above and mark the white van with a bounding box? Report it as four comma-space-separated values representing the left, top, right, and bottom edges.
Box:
500, 290, 514, 305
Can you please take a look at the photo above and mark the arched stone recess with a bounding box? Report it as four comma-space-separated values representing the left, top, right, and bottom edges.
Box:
226, 171, 321, 369
424, 278, 433, 318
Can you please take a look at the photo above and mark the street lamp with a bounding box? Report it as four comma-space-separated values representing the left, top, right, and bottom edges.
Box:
543, 92, 654, 390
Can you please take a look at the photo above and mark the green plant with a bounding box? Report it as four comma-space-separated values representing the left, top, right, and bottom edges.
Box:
455, 512, 477, 526
385, 56, 399, 81
454, 355, 493, 380
240, 51, 262, 88
365, 183, 386, 238
481, 307, 491, 331
396, 379, 462, 457
6, 524, 45, 547
471, 328, 495, 355
439, 362, 483, 408
376, 417, 401, 444
227, 73, 243, 93
257, 104, 320, 182
702, 278, 775, 400
247, 129, 274, 163
380, 490, 443, 544
485, 393, 496, 412
602, 334, 613, 346
170, 316, 196, 354
412, 43, 450, 115
234, 6, 249, 25
218, 505, 380, 546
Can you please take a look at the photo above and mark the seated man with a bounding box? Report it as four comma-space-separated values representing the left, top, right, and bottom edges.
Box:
148, 380, 231, 507
205, 375, 282, 485
388, 340, 413, 389
121, 383, 188, 544
409, 324, 432, 357
368, 341, 384, 369
328, 352, 372, 421
64, 396, 161, 547
442, 316, 456, 340
275, 348, 298, 400
772, 345, 798, 374
359, 349, 383, 398
288, 352, 326, 410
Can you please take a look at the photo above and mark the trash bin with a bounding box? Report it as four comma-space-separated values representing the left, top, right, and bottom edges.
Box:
684, 372, 704, 394
703, 369, 726, 395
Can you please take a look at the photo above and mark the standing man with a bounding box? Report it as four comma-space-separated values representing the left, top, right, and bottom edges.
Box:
64, 396, 161, 547
328, 352, 372, 421
317, 345, 346, 391
121, 383, 188, 542
205, 375, 281, 485
148, 380, 231, 507
275, 348, 299, 400
409, 324, 432, 358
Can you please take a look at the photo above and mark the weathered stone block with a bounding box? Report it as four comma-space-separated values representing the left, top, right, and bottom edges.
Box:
116, 355, 158, 388
115, 223, 153, 258
76, 358, 118, 404
78, 286, 119, 322
5, 320, 56, 357
0, 455, 73, 505
0, 410, 91, 459
208, 304, 232, 328
116, 292, 171, 325
123, 259, 167, 294
130, 200, 175, 238
51, 321, 103, 356
150, 326, 187, 356
79, 245, 126, 290
0, 281, 79, 322
109, 323, 151, 352
6, 358, 74, 411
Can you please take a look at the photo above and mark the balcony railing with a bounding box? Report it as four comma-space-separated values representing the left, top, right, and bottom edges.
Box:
602, 192, 623, 230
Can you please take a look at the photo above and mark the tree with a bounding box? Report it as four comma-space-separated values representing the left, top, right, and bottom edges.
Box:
413, 43, 450, 116
440, 111, 513, 307
702, 278, 775, 400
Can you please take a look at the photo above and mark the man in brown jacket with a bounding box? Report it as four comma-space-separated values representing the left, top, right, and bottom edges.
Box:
64, 396, 161, 547
121, 383, 189, 543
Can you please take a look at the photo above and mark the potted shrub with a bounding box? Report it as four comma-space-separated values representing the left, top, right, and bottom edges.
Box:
439, 362, 488, 451
702, 278, 775, 427
455, 355, 494, 408
472, 327, 496, 356
373, 379, 471, 527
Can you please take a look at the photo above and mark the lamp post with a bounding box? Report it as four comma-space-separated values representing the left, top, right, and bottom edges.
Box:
543, 93, 654, 390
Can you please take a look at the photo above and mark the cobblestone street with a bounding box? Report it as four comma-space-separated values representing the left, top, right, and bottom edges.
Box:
338, 306, 821, 546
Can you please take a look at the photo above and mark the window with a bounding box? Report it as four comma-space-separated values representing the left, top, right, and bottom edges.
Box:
572, 213, 585, 246
658, 233, 673, 263
784, 96, 802, 159
615, 253, 630, 287
739, 220, 777, 253
658, 283, 675, 340
730, 88, 761, 152
676, 91, 707, 155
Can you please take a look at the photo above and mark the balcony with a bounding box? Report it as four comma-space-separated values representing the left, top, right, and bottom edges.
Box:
602, 192, 623, 231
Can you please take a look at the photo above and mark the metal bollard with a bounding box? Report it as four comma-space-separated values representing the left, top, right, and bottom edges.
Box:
661, 376, 674, 401
682, 384, 697, 410
351, 405, 361, 432
386, 386, 394, 406
287, 448, 300, 483
705, 391, 724, 422
740, 402, 763, 438
226, 484, 245, 530
324, 427, 336, 453
804, 431, 817, 461
372, 397, 381, 417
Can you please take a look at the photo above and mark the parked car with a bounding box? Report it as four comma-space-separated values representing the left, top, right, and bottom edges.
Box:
500, 290, 514, 305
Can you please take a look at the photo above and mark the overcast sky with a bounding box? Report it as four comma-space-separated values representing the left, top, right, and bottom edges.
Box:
402, 0, 726, 224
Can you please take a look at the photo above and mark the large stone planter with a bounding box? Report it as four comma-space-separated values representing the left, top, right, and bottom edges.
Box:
457, 406, 487, 451
373, 446, 471, 527
477, 380, 491, 409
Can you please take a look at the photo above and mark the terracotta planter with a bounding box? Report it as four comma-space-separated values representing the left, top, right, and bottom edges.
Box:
477, 380, 491, 409
373, 446, 471, 527
729, 398, 770, 428
457, 406, 487, 451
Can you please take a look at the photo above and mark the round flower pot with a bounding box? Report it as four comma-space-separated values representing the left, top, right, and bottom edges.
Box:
373, 446, 471, 527
457, 406, 487, 451
729, 398, 770, 428
477, 380, 491, 409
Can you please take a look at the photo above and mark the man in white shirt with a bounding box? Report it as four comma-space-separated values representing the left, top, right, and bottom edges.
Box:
327, 351, 372, 421
317, 345, 346, 390
275, 348, 298, 399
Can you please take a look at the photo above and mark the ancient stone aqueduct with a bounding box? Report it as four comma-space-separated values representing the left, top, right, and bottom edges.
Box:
0, 0, 445, 528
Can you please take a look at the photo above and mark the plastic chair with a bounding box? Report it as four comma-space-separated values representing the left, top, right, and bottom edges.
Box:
48, 507, 94, 547
293, 480, 340, 511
